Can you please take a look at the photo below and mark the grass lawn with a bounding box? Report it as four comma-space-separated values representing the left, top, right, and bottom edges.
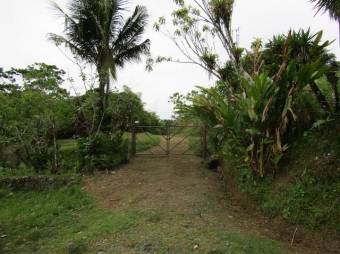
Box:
135, 132, 160, 152
58, 132, 160, 153
0, 184, 141, 254
58, 139, 79, 152
0, 184, 283, 254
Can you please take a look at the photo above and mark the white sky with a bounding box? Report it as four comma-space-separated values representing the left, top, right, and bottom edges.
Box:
0, 0, 339, 119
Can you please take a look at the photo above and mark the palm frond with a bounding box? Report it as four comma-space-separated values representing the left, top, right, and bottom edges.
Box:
113, 6, 149, 49
114, 39, 151, 67
108, 0, 128, 37
310, 0, 340, 19
50, 0, 78, 26
48, 33, 83, 57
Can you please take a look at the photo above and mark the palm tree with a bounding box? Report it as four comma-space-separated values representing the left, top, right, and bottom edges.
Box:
310, 0, 340, 41
49, 0, 150, 114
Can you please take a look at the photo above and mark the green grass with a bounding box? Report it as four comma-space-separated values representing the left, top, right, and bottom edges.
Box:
135, 132, 161, 152
58, 133, 160, 171
0, 184, 140, 254
273, 126, 340, 231
0, 166, 37, 177
59, 132, 160, 154
101, 210, 284, 253
188, 136, 202, 156
223, 124, 340, 232
58, 139, 78, 152
0, 139, 79, 177
57, 139, 79, 173
0, 133, 161, 177
0, 185, 284, 254
208, 231, 283, 254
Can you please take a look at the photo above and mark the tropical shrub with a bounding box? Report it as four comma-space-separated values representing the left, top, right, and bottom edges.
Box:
78, 132, 128, 173
174, 29, 337, 177
1, 62, 159, 174
0, 64, 76, 173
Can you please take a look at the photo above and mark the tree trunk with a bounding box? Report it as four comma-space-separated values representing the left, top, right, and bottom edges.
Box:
309, 81, 332, 114
98, 68, 109, 113
97, 65, 110, 132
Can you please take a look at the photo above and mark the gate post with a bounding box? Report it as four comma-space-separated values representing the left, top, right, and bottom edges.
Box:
166, 123, 170, 155
202, 125, 208, 160
131, 124, 136, 157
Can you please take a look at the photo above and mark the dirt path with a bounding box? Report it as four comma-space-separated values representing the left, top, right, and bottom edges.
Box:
84, 140, 322, 254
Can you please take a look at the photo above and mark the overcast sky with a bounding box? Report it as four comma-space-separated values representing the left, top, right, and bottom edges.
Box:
0, 0, 339, 119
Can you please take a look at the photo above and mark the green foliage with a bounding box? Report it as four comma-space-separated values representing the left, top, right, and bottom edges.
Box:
0, 184, 140, 253
1, 62, 159, 174
78, 132, 128, 173
212, 231, 283, 254
0, 89, 74, 173
49, 0, 150, 113
310, 0, 340, 20
12, 63, 68, 97
209, 0, 234, 26
0, 63, 68, 97
73, 86, 160, 137
57, 133, 160, 174
0, 63, 76, 174
58, 139, 79, 173
174, 29, 338, 177
261, 29, 338, 115
223, 125, 340, 231
154, 0, 237, 79
106, 86, 160, 132
135, 133, 161, 152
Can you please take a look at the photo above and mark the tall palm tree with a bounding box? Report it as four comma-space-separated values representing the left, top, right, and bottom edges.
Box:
310, 0, 340, 41
49, 0, 150, 114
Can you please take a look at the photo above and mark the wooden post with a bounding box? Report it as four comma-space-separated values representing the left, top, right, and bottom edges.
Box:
131, 124, 136, 157
166, 123, 170, 155
202, 125, 208, 160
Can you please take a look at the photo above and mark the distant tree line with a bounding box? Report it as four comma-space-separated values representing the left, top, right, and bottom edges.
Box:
0, 63, 160, 174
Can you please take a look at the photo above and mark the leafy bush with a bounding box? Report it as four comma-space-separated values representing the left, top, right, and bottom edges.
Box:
1, 63, 159, 175
78, 132, 128, 173
223, 124, 340, 231
174, 29, 338, 178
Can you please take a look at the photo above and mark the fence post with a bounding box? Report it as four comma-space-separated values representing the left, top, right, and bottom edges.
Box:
202, 125, 208, 160
166, 123, 170, 155
131, 124, 136, 157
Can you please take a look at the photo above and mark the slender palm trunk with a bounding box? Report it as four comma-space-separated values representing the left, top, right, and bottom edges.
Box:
98, 70, 109, 111
97, 65, 110, 132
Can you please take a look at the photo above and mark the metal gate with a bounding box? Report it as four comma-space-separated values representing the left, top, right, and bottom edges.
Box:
130, 124, 207, 158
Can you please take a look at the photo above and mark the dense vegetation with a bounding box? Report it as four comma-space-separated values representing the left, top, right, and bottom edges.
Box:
0, 63, 160, 175
0, 0, 339, 252
0, 183, 142, 253
160, 0, 340, 232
